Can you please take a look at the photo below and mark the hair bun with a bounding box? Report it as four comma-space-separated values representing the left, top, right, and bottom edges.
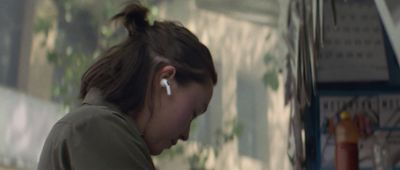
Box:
112, 3, 150, 36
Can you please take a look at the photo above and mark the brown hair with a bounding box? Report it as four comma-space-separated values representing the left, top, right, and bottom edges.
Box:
79, 3, 217, 114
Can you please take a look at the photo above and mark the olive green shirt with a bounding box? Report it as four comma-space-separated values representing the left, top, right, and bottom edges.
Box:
38, 88, 155, 170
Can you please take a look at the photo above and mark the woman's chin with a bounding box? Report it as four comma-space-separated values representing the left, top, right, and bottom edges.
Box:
149, 146, 166, 155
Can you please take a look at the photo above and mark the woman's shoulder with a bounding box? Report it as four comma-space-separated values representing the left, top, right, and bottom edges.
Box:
48, 103, 146, 146
58, 104, 127, 125
40, 104, 154, 170
52, 104, 141, 139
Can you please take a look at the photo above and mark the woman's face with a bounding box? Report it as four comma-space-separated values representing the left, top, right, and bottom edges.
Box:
143, 77, 214, 155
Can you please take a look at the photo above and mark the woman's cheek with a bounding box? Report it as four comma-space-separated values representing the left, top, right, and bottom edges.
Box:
176, 108, 192, 128
175, 97, 195, 127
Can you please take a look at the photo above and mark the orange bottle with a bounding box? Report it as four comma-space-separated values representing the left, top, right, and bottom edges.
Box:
335, 111, 359, 170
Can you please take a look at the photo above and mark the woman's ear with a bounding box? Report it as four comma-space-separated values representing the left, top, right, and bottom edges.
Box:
159, 65, 176, 82
158, 65, 176, 96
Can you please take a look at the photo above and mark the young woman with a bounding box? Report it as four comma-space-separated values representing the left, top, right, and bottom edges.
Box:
38, 3, 217, 170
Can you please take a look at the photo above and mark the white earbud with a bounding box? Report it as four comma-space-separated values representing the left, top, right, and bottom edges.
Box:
160, 79, 172, 96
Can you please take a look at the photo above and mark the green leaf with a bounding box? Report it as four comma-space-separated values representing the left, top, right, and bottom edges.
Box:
233, 123, 243, 137
101, 26, 113, 37
34, 17, 52, 34
263, 71, 279, 91
103, 0, 115, 19
263, 53, 274, 64
148, 6, 159, 25
46, 51, 58, 63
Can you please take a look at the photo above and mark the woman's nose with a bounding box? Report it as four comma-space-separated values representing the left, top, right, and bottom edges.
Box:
179, 134, 188, 141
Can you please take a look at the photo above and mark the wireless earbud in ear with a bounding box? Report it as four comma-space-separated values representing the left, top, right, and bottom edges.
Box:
160, 79, 172, 96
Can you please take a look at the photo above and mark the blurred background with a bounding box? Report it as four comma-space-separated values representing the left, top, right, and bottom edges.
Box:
0, 0, 299, 169
3, 0, 400, 169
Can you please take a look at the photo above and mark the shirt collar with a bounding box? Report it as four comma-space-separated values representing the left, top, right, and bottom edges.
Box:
82, 88, 155, 165
82, 88, 122, 113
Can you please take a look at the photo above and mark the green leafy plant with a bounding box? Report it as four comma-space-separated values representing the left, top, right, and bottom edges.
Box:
263, 52, 283, 91
34, 0, 159, 109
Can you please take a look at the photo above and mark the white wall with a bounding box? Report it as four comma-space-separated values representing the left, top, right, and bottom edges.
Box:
0, 86, 63, 169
